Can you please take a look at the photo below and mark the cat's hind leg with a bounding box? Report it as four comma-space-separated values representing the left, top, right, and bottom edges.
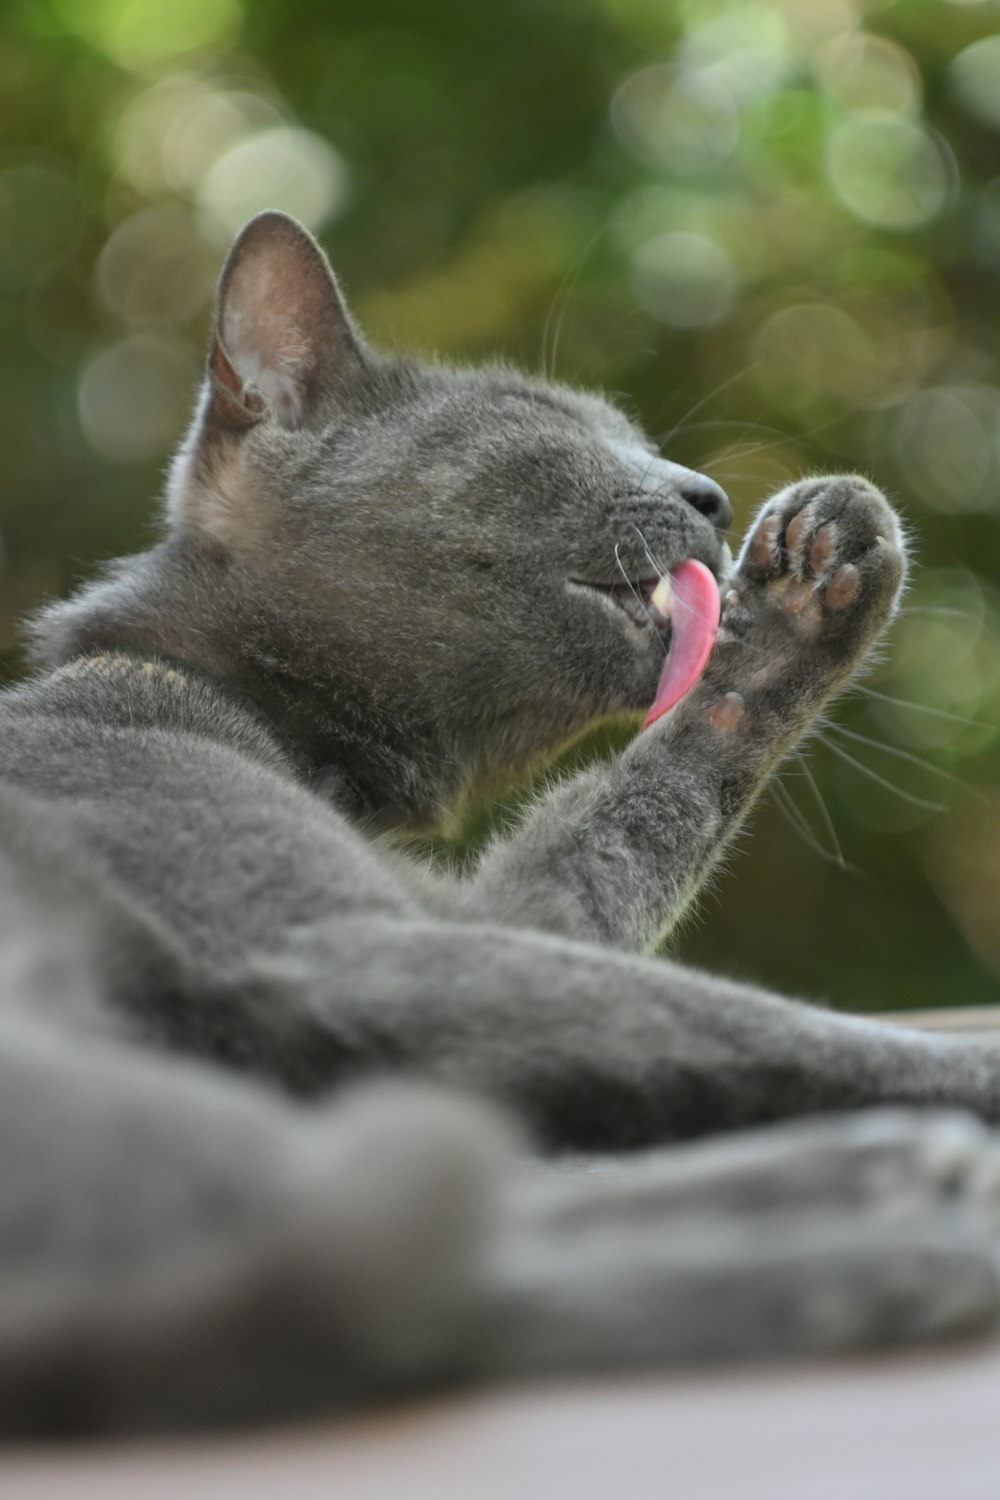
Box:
4, 1026, 998, 1436
0, 1020, 516, 1435
484, 1107, 1000, 1373
531, 1107, 1000, 1228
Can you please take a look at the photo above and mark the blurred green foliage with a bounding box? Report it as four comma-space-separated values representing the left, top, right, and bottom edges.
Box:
1, 0, 999, 1012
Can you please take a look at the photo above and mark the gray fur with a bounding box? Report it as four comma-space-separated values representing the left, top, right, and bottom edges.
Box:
2, 210, 999, 1435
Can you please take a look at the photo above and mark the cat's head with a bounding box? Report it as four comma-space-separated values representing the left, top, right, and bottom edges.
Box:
33, 212, 733, 825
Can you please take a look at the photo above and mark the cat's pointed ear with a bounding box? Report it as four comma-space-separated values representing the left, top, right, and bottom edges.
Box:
206, 210, 365, 432
168, 213, 366, 543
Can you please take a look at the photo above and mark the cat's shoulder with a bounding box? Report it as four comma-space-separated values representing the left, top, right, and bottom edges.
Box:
0, 652, 294, 784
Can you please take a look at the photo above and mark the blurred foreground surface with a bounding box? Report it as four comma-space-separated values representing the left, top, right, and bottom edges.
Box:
1, 0, 999, 1012
6, 1340, 1000, 1500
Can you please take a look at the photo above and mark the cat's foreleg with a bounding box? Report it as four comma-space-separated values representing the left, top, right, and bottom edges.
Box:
458, 476, 905, 950
241, 914, 1000, 1148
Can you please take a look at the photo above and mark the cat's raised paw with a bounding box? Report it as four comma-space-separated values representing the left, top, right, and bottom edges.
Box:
700, 476, 907, 730
736, 474, 905, 638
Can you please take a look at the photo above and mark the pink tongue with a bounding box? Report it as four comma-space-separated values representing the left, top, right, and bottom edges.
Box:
642, 559, 721, 730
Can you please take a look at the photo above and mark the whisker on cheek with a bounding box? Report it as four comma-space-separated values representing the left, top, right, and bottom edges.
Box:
612, 542, 668, 653
630, 522, 666, 577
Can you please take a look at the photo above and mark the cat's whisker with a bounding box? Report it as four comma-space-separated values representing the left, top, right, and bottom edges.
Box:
819, 735, 948, 812
698, 448, 773, 475
793, 752, 849, 871
826, 722, 972, 792
633, 449, 661, 500
850, 683, 992, 730
769, 775, 857, 872
697, 437, 795, 473
898, 605, 980, 621
637, 538, 726, 626
656, 363, 760, 449
704, 470, 780, 487
658, 418, 786, 440
684, 404, 861, 476
613, 543, 667, 654
630, 523, 666, 578
545, 294, 571, 383
660, 438, 784, 480
625, 524, 724, 633
539, 223, 609, 379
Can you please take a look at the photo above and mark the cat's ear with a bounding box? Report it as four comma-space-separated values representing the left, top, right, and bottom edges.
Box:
167, 213, 365, 543
206, 210, 365, 432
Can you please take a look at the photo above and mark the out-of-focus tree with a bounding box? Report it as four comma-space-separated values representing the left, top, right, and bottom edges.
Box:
1, 0, 999, 1011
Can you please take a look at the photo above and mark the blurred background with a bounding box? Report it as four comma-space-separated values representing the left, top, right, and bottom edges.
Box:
1, 0, 998, 1014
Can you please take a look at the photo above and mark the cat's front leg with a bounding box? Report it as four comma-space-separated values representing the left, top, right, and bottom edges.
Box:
633, 472, 907, 911
460, 475, 906, 949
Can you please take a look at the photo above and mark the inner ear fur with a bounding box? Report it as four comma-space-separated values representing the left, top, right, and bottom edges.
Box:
208, 210, 366, 432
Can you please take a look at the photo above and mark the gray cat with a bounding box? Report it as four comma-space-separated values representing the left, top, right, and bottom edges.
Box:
1, 210, 999, 1436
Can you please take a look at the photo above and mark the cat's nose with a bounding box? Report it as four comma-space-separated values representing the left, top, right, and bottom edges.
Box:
674, 471, 732, 531
608, 444, 733, 532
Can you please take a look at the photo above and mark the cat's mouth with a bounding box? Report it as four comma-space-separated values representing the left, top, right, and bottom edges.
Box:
571, 562, 722, 724
569, 577, 669, 632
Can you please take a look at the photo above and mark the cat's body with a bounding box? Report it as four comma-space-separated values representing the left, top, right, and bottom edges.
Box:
1, 211, 999, 1436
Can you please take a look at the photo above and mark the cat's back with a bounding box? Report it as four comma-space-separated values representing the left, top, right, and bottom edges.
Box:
0, 653, 425, 978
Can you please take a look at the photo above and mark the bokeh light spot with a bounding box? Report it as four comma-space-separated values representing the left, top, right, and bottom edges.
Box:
610, 64, 739, 175
890, 568, 1000, 752
53, 0, 241, 71
753, 302, 876, 409
196, 127, 349, 245
825, 113, 953, 229
97, 207, 217, 326
78, 336, 198, 465
949, 37, 1000, 132
780, 0, 866, 49
679, 6, 792, 106
630, 231, 737, 328
816, 33, 922, 116
163, 90, 284, 195
113, 77, 210, 197
891, 385, 1000, 513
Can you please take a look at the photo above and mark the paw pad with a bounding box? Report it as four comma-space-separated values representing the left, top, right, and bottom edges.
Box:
705, 691, 746, 732
750, 514, 782, 570
809, 522, 838, 575
825, 563, 861, 610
